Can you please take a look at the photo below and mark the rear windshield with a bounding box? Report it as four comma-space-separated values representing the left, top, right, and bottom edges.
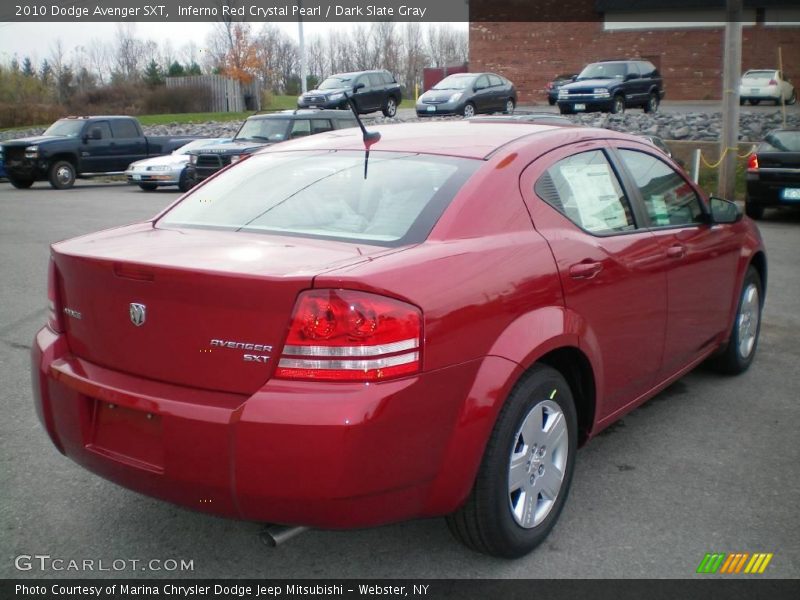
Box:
761, 131, 800, 152
743, 70, 775, 80
158, 151, 479, 246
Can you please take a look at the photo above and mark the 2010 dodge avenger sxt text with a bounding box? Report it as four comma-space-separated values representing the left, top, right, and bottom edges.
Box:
31, 121, 766, 558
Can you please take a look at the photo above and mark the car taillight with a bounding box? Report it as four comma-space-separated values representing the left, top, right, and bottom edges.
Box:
747, 153, 759, 172
275, 289, 422, 382
768, 79, 778, 86
47, 257, 64, 333
546, 82, 553, 90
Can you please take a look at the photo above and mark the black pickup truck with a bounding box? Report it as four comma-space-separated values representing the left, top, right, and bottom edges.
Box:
1, 116, 200, 189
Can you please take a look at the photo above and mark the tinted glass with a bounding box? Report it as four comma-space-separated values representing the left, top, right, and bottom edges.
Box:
535, 150, 635, 234
619, 150, 703, 227
91, 121, 112, 139
368, 73, 384, 87
159, 151, 479, 246
310, 120, 333, 134
289, 120, 311, 138
109, 119, 139, 138
381, 72, 394, 84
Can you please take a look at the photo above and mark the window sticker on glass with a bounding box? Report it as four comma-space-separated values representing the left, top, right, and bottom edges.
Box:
559, 163, 629, 232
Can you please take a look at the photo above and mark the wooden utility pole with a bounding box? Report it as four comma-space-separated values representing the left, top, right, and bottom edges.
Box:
718, 0, 743, 200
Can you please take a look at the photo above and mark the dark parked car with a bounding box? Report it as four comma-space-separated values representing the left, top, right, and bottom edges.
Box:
0, 116, 199, 189
416, 72, 517, 118
33, 120, 765, 558
297, 70, 402, 117
557, 60, 665, 115
545, 73, 577, 105
0, 147, 6, 179
745, 128, 800, 219
186, 110, 357, 183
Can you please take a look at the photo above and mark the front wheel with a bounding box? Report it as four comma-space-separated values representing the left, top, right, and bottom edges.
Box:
610, 95, 625, 114
8, 176, 34, 189
462, 102, 476, 118
48, 160, 76, 190
644, 92, 659, 113
709, 266, 763, 375
382, 96, 398, 118
446, 365, 577, 558
745, 200, 764, 220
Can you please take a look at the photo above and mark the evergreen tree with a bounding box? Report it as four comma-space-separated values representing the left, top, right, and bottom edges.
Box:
22, 56, 35, 77
143, 59, 164, 87
186, 62, 202, 76
167, 61, 185, 77
39, 59, 52, 85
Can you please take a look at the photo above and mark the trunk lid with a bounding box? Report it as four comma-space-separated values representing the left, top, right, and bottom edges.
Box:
52, 223, 400, 395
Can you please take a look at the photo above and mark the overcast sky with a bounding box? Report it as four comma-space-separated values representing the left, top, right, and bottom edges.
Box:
0, 21, 468, 66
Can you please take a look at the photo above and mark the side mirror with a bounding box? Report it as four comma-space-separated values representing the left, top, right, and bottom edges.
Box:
353, 82, 365, 93
90, 128, 102, 140
709, 197, 742, 224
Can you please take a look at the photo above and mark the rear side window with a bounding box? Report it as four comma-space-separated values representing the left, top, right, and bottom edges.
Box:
289, 120, 311, 138
619, 150, 704, 227
534, 150, 635, 234
109, 119, 139, 139
158, 151, 479, 246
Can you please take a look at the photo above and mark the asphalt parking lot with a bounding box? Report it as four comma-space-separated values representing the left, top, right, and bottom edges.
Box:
1, 181, 798, 579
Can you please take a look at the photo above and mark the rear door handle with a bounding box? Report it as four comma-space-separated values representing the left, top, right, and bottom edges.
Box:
568, 261, 603, 279
666, 244, 686, 259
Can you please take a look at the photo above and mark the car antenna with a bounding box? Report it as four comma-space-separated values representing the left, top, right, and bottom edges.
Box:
343, 87, 381, 178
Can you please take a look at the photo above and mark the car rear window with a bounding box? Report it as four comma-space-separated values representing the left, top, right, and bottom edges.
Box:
158, 151, 480, 246
743, 70, 776, 80
761, 130, 800, 152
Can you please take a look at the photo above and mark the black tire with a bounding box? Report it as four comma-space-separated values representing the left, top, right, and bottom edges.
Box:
138, 183, 158, 192
745, 200, 764, 220
749, 99, 760, 106
446, 365, 577, 558
787, 90, 797, 105
739, 98, 745, 106
610, 94, 625, 114
558, 104, 572, 115
47, 160, 76, 190
178, 169, 193, 193
548, 97, 556, 106
382, 96, 398, 118
8, 176, 34, 189
644, 92, 659, 113
504, 98, 516, 114
462, 102, 476, 118
709, 266, 763, 375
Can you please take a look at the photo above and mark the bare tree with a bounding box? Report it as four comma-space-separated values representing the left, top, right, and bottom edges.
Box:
86, 38, 111, 85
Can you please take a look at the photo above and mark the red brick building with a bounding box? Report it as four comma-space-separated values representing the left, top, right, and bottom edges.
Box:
469, 1, 800, 104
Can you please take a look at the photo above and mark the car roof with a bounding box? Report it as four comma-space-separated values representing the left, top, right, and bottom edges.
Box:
261, 121, 638, 160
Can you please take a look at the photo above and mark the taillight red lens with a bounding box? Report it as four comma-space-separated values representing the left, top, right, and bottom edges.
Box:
747, 153, 759, 171
47, 257, 64, 333
768, 79, 778, 86
275, 289, 422, 382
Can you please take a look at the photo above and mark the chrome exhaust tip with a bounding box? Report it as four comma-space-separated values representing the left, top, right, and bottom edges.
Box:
259, 524, 309, 547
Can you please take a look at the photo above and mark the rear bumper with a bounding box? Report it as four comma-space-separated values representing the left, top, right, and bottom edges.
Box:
747, 173, 800, 207
32, 326, 518, 528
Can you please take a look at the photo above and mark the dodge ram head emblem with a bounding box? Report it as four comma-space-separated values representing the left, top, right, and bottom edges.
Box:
129, 303, 146, 327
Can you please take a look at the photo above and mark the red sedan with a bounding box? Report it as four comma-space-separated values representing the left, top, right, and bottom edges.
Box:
32, 121, 766, 558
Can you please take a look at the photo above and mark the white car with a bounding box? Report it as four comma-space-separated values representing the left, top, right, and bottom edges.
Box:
739, 69, 796, 106
125, 138, 230, 192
